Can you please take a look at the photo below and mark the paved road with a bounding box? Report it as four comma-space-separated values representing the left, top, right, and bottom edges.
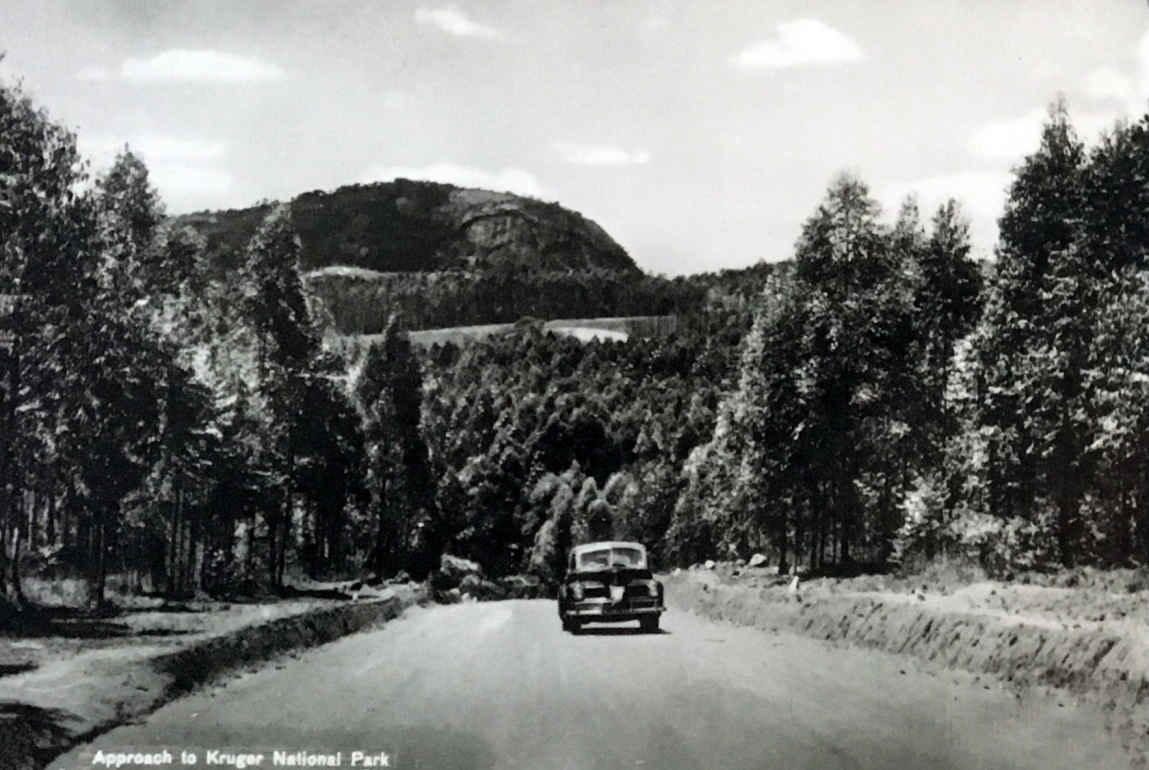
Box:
52, 601, 1129, 770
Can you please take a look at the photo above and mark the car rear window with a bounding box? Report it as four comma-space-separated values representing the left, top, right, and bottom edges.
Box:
578, 546, 645, 570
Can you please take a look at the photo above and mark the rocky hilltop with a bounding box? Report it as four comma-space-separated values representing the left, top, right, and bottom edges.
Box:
176, 179, 638, 275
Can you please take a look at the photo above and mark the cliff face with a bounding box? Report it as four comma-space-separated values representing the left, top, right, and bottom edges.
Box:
176, 179, 638, 275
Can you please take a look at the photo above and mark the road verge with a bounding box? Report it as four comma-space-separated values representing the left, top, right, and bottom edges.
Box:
663, 568, 1149, 760
0, 586, 425, 770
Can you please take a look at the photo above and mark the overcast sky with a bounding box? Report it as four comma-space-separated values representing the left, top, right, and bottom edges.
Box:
3, 1, 1148, 275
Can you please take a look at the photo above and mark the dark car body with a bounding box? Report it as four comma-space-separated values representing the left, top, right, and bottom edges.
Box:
557, 541, 665, 632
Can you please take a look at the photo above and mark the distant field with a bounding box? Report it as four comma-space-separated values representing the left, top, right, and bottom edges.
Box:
344, 315, 678, 350
548, 327, 628, 343
307, 265, 394, 280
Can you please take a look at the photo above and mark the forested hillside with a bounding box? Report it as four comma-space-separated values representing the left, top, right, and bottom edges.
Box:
172, 179, 733, 333
303, 266, 708, 334
177, 181, 638, 275
4, 68, 1149, 624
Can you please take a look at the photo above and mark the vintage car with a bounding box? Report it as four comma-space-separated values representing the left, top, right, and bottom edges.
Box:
557, 541, 665, 633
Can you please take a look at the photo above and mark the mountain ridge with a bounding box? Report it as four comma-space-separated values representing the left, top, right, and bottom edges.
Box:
175, 178, 639, 276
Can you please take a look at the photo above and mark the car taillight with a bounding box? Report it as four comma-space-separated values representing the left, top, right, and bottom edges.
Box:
570, 582, 584, 600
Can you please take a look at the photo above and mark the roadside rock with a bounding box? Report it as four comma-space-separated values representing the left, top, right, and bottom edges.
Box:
441, 554, 484, 581
430, 554, 485, 592
433, 587, 462, 604
704, 560, 717, 570
459, 574, 507, 601
362, 572, 384, 588
748, 553, 769, 569
500, 574, 545, 599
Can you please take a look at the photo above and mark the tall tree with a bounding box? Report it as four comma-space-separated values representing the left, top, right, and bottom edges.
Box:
0, 76, 109, 608
352, 315, 429, 576
975, 98, 1089, 562
240, 204, 320, 589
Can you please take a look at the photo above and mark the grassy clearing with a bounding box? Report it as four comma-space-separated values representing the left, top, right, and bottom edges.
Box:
348, 314, 676, 350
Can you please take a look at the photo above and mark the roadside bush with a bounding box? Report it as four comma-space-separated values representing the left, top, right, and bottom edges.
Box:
896, 554, 988, 586
892, 473, 953, 569
202, 549, 268, 598
950, 510, 1059, 577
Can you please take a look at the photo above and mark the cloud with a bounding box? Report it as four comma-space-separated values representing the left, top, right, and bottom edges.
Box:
1083, 66, 1137, 107
972, 29, 1149, 164
553, 143, 651, 166
640, 15, 671, 39
148, 165, 234, 199
0, 58, 19, 85
879, 171, 1012, 221
968, 107, 1121, 161
83, 49, 286, 83
81, 134, 227, 166
880, 171, 1013, 258
76, 65, 111, 82
381, 90, 408, 110
1080, 29, 1149, 115
361, 162, 543, 197
80, 133, 233, 204
414, 6, 501, 39
731, 18, 863, 71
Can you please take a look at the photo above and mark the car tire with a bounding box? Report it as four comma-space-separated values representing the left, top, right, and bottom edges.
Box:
641, 615, 660, 633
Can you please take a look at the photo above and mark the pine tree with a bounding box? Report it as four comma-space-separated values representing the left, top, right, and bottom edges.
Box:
975, 98, 1089, 563
239, 204, 320, 589
352, 315, 429, 576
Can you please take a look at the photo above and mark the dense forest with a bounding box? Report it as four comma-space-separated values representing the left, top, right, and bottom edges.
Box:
3, 69, 1149, 620
303, 266, 710, 334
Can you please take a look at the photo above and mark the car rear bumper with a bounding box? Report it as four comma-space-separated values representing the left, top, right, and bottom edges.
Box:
564, 601, 664, 621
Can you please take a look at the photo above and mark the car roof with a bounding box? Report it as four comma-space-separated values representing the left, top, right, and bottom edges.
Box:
571, 541, 646, 555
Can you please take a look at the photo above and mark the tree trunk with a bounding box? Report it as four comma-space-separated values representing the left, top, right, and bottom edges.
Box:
1, 333, 20, 607
186, 491, 201, 595
93, 510, 108, 611
266, 511, 279, 591
277, 515, 289, 589
245, 510, 255, 582
374, 473, 389, 577
46, 488, 56, 545
8, 515, 25, 609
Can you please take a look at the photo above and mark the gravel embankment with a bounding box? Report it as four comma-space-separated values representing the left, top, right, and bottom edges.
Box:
663, 565, 1149, 763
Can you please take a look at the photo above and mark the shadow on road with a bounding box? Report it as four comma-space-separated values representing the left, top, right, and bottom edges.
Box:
2, 605, 199, 640
0, 663, 38, 677
3, 617, 195, 640
0, 701, 81, 769
573, 625, 671, 636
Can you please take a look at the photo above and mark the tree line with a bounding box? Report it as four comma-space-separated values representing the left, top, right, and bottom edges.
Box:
5, 67, 1145, 622
304, 266, 710, 335
0, 70, 767, 615
0, 75, 441, 614
413, 99, 1149, 577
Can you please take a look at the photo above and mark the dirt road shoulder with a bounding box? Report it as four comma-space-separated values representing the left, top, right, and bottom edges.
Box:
0, 586, 425, 770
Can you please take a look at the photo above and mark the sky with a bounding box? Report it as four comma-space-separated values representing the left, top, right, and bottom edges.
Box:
2, 0, 1148, 275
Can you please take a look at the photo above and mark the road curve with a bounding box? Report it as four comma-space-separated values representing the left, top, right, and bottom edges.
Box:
51, 600, 1129, 769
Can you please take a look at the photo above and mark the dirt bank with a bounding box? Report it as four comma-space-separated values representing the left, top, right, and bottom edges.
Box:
663, 566, 1149, 764
0, 586, 425, 770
